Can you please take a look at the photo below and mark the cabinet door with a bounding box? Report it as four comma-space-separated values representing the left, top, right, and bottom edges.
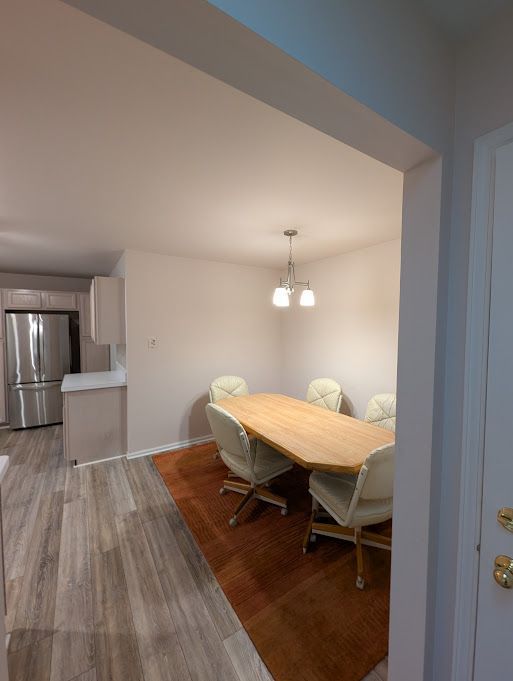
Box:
80, 338, 110, 373
0, 340, 5, 424
89, 279, 97, 342
65, 387, 126, 464
41, 292, 78, 310
91, 277, 125, 345
78, 293, 91, 338
3, 290, 42, 309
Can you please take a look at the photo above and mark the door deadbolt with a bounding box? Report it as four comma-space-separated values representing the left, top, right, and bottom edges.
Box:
494, 555, 513, 589
497, 507, 513, 532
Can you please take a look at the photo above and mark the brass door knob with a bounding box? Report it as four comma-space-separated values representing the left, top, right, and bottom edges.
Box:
497, 507, 513, 532
494, 555, 513, 588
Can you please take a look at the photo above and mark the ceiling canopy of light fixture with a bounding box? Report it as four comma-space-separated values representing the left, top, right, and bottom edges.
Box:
273, 230, 315, 308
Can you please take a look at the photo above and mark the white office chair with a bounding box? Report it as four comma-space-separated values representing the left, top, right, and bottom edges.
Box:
303, 442, 394, 589
209, 375, 249, 403
364, 393, 396, 432
205, 403, 293, 527
209, 376, 250, 459
306, 378, 343, 412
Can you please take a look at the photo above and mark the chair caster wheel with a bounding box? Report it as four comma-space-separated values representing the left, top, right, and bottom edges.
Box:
302, 546, 308, 555
219, 488, 227, 495
229, 517, 237, 528
281, 507, 288, 516
356, 576, 365, 590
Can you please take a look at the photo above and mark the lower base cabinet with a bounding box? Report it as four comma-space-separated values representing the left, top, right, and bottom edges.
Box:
63, 386, 126, 465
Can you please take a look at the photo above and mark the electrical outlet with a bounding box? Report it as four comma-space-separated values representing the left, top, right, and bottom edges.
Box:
148, 337, 158, 349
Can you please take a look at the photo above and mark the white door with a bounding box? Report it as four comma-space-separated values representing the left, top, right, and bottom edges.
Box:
473, 139, 513, 676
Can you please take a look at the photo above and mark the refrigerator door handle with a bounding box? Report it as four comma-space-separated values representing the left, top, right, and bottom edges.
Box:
38, 314, 45, 381
9, 381, 62, 391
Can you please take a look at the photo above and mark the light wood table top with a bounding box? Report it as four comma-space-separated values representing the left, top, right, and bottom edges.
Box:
216, 393, 395, 474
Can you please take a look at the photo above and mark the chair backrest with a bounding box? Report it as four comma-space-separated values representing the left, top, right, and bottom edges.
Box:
205, 403, 254, 475
346, 442, 395, 524
306, 378, 342, 412
364, 393, 396, 432
209, 375, 249, 403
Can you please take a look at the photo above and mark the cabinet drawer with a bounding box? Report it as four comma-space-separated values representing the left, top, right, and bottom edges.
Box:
4, 290, 42, 309
41, 292, 78, 310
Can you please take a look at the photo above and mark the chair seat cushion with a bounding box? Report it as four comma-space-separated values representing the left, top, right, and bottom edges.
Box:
221, 440, 292, 484
309, 471, 393, 527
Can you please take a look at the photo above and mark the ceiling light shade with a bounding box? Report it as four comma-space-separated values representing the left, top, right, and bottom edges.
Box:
300, 288, 315, 307
273, 287, 290, 307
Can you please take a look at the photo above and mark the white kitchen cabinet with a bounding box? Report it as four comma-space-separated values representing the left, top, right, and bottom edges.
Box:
0, 341, 5, 424
41, 291, 78, 310
3, 290, 42, 309
78, 293, 91, 337
80, 338, 110, 373
90, 277, 125, 345
63, 385, 126, 465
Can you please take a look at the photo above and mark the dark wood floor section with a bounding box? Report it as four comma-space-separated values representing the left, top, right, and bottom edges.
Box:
0, 426, 273, 681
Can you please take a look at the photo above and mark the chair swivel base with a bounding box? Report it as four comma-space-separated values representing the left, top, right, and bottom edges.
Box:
220, 479, 288, 526
303, 512, 391, 589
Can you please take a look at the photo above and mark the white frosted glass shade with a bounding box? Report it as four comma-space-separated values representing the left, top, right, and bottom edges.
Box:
300, 288, 315, 307
273, 287, 290, 307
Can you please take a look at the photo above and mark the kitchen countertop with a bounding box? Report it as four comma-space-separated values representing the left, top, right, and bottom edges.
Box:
61, 369, 127, 393
0, 455, 9, 484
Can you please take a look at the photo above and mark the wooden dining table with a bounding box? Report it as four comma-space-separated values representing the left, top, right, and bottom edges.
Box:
216, 393, 395, 474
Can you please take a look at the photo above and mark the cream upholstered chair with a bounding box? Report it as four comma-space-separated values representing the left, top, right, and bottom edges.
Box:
303, 442, 394, 589
209, 375, 249, 403
364, 393, 397, 432
205, 403, 293, 527
306, 378, 343, 412
209, 376, 250, 460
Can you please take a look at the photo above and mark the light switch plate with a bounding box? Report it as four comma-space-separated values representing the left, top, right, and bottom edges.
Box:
148, 336, 158, 349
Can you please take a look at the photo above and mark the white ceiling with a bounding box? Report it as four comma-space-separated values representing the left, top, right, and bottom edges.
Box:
419, 0, 510, 41
0, 0, 403, 277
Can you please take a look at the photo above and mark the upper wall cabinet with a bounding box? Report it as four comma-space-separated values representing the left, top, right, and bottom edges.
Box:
78, 293, 91, 337
3, 289, 42, 309
90, 277, 125, 345
3, 289, 80, 311
41, 291, 78, 310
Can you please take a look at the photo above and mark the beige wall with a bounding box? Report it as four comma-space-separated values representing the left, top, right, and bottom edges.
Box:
281, 239, 400, 419
124, 249, 282, 454
0, 272, 90, 291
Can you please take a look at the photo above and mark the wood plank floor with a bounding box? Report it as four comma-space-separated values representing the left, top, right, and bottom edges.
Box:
0, 426, 387, 681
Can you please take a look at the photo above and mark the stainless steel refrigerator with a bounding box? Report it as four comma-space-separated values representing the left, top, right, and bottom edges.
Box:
6, 312, 71, 429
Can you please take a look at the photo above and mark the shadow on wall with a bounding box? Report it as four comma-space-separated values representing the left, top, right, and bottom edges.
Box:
183, 393, 211, 441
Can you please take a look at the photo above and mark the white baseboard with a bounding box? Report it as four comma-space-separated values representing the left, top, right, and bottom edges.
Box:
74, 454, 125, 468
127, 434, 214, 459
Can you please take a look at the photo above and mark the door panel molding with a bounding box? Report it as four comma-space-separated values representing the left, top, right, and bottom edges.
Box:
452, 121, 513, 681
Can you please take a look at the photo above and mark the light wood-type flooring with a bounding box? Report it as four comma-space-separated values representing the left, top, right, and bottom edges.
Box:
0, 425, 387, 681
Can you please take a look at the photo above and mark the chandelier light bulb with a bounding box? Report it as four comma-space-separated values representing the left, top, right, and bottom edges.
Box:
300, 288, 315, 307
273, 287, 290, 307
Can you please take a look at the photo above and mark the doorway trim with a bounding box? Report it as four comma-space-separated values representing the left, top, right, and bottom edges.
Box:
452, 120, 513, 681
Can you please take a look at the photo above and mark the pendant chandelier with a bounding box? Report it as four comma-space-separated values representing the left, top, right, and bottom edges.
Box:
273, 230, 315, 307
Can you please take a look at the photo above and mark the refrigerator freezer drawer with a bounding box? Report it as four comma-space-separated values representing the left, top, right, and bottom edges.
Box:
8, 382, 63, 429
